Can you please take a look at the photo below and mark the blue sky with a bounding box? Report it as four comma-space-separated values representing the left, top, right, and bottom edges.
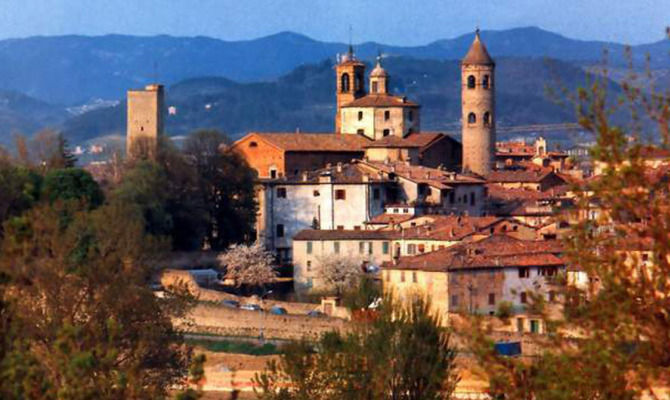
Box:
0, 0, 667, 45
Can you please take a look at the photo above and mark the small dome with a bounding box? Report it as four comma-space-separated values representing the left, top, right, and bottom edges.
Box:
462, 30, 494, 66
370, 57, 388, 77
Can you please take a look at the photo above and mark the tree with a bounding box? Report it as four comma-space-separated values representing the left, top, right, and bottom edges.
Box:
0, 160, 41, 238
182, 130, 257, 249
254, 296, 459, 400
464, 35, 670, 399
316, 254, 363, 296
218, 242, 277, 291
0, 201, 194, 399
41, 168, 104, 209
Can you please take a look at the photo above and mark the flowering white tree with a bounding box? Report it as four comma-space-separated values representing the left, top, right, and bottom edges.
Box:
218, 242, 277, 290
317, 254, 364, 296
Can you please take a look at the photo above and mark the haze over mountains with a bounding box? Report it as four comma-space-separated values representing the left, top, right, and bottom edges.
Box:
0, 27, 667, 145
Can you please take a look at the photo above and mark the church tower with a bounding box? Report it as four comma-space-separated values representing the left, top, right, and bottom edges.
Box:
369, 55, 388, 94
127, 84, 164, 160
335, 45, 366, 133
461, 29, 495, 176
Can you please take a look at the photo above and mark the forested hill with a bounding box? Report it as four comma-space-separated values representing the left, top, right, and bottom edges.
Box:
60, 56, 614, 143
0, 27, 665, 104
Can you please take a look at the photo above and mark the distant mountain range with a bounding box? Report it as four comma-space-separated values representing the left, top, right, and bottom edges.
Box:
0, 27, 665, 146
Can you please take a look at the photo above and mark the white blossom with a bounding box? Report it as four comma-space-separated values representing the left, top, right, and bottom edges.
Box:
218, 242, 277, 288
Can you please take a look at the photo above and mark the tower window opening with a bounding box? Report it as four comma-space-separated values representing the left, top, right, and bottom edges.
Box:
341, 73, 350, 92
468, 112, 477, 124
384, 110, 390, 121
383, 129, 390, 137
355, 73, 363, 92
358, 111, 364, 121
372, 81, 378, 93
467, 75, 476, 89
408, 110, 414, 122
483, 112, 491, 127
483, 75, 490, 89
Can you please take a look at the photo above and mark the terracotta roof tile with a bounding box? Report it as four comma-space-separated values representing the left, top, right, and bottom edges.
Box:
245, 132, 370, 152
364, 132, 445, 149
293, 229, 394, 241
462, 32, 495, 66
342, 94, 418, 108
385, 235, 563, 272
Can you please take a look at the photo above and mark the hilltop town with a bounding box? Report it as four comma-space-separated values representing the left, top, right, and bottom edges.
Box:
2, 16, 669, 399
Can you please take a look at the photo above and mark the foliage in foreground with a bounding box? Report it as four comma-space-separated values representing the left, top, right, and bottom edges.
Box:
0, 201, 195, 399
254, 296, 459, 400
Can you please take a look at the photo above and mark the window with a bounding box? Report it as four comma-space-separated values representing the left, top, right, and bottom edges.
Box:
483, 74, 490, 89
270, 169, 277, 179
451, 295, 459, 307
313, 190, 320, 197
488, 293, 496, 305
470, 192, 475, 206
400, 271, 405, 282
372, 81, 378, 93
517, 318, 524, 333
341, 73, 350, 92
407, 244, 416, 254
449, 192, 455, 204
368, 242, 373, 255
383, 129, 390, 137
518, 267, 529, 278
382, 241, 390, 254
359, 242, 365, 254
412, 271, 417, 283
357, 129, 365, 136
355, 73, 363, 92
468, 112, 477, 124
539, 267, 557, 277
334, 242, 340, 253
277, 187, 287, 198
530, 320, 540, 334
384, 110, 390, 121
483, 112, 491, 127
520, 292, 528, 304
249, 141, 258, 148
306, 241, 313, 254
408, 110, 414, 122
336, 225, 344, 230
418, 244, 425, 253
358, 111, 364, 121
306, 261, 312, 272
403, 208, 409, 214
373, 188, 380, 200
276, 224, 284, 237
467, 75, 476, 89
335, 189, 346, 200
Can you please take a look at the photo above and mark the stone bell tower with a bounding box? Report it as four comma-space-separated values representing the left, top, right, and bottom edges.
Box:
335, 45, 366, 133
461, 29, 495, 176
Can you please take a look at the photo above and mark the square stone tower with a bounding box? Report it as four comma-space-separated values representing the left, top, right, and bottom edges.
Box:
126, 84, 164, 159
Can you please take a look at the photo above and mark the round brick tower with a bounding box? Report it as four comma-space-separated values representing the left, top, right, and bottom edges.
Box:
461, 29, 495, 176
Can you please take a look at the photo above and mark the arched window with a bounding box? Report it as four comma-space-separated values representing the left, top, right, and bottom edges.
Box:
355, 73, 363, 92
468, 112, 477, 124
483, 75, 490, 89
372, 81, 378, 93
358, 111, 364, 121
341, 73, 350, 92
483, 112, 491, 126
384, 110, 390, 121
467, 75, 476, 89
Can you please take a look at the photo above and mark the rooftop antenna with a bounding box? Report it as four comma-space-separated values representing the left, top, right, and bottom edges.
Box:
348, 24, 354, 55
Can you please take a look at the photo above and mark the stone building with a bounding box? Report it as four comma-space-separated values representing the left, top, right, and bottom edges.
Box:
461, 30, 496, 176
256, 162, 391, 263
337, 54, 421, 140
126, 84, 164, 159
231, 132, 368, 179
382, 235, 564, 322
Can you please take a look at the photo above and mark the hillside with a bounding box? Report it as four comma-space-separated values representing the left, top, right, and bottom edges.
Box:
0, 90, 68, 145
60, 56, 613, 144
0, 27, 665, 104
